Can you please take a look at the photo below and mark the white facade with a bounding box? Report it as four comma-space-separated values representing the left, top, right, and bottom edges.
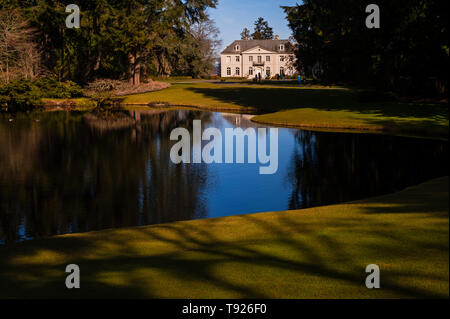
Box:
220, 40, 296, 79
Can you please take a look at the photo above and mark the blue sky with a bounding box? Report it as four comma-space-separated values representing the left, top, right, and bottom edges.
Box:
208, 0, 301, 52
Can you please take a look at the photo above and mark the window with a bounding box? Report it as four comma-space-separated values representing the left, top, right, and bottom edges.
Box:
226, 56, 231, 63
249, 67, 253, 76
279, 44, 284, 51
280, 67, 285, 76
249, 56, 253, 62
266, 56, 270, 62
226, 67, 231, 76
236, 56, 240, 62
266, 67, 270, 77
257, 56, 262, 63
236, 67, 240, 76
280, 55, 285, 62
235, 45, 240, 51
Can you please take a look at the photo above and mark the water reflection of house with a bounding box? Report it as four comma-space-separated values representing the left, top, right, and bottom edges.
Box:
83, 109, 167, 132
220, 113, 258, 128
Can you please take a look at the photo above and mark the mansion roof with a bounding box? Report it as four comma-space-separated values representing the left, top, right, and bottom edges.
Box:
221, 39, 294, 54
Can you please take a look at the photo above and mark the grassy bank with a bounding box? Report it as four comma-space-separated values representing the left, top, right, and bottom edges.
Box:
251, 106, 448, 139
0, 177, 448, 298
123, 82, 449, 139
42, 98, 97, 111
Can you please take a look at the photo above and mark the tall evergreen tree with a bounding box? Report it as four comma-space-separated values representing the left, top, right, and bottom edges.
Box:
251, 17, 273, 40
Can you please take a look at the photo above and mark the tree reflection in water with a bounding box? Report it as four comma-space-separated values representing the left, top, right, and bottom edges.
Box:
0, 110, 212, 243
286, 130, 448, 210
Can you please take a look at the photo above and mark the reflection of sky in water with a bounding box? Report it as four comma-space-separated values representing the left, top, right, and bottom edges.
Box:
16, 217, 31, 242
201, 113, 299, 217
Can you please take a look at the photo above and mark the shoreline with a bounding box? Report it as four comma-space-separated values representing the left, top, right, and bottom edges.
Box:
35, 82, 448, 140
2, 174, 448, 247
31, 101, 449, 140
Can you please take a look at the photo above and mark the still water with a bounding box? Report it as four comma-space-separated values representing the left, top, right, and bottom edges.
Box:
0, 110, 448, 243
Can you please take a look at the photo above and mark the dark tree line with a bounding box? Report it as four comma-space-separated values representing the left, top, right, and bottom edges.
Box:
284, 0, 448, 96
0, 0, 220, 85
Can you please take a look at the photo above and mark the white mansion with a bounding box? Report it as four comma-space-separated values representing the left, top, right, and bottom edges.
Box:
220, 39, 296, 79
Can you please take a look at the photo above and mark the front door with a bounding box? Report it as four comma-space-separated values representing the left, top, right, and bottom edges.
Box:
255, 68, 262, 78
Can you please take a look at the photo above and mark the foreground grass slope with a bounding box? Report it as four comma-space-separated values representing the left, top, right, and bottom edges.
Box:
0, 177, 448, 298
124, 83, 449, 138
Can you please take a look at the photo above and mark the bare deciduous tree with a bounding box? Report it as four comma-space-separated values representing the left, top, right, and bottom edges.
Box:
190, 17, 222, 76
0, 10, 41, 84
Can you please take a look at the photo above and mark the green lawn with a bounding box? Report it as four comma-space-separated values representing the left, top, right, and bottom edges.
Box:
0, 177, 448, 298
123, 82, 448, 139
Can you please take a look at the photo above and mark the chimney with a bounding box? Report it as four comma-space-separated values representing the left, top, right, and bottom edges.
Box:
274, 35, 279, 40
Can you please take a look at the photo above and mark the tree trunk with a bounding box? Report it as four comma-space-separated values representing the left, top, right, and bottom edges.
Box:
128, 51, 141, 85
134, 51, 141, 85
128, 53, 134, 84
6, 57, 9, 83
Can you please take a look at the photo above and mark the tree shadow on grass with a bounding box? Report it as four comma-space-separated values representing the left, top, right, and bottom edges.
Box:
190, 86, 362, 113
187, 86, 448, 132
359, 177, 449, 216
360, 118, 449, 138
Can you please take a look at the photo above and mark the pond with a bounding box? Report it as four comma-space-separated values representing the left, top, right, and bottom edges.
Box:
0, 110, 448, 243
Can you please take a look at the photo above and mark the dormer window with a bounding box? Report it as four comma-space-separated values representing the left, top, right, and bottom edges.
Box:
235, 45, 240, 51
279, 44, 284, 51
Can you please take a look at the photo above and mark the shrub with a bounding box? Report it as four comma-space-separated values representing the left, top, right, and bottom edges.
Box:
0, 77, 83, 112
0, 79, 43, 112
84, 79, 170, 97
33, 77, 83, 98
85, 79, 123, 94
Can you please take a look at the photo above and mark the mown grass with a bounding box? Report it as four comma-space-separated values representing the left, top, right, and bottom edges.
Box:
123, 82, 448, 139
0, 177, 448, 298
124, 82, 251, 112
